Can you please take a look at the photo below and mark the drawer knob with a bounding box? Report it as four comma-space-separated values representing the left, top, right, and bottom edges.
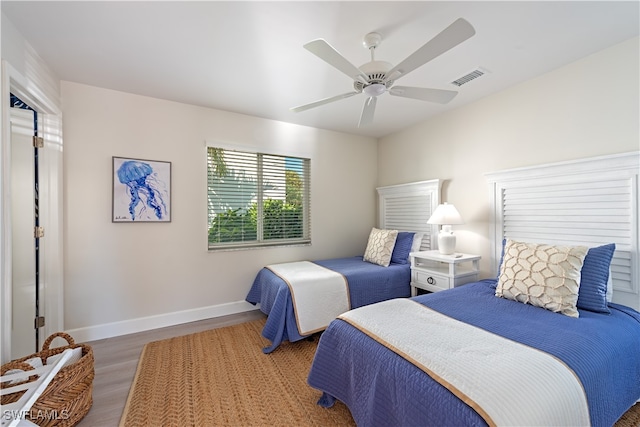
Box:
427, 276, 435, 285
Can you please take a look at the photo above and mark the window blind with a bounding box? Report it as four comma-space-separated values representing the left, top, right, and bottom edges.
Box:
207, 147, 310, 249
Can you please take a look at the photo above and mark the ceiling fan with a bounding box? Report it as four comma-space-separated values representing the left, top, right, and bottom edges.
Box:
291, 18, 476, 127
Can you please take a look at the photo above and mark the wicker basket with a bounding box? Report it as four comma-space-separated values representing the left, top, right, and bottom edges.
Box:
1, 332, 94, 427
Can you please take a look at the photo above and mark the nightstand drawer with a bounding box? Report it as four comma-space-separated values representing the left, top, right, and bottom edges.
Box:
412, 270, 451, 292
409, 250, 481, 297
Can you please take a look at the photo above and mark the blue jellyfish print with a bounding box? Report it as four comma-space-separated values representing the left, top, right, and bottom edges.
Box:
117, 160, 168, 221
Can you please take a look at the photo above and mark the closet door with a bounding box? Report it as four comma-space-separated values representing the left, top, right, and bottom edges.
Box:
10, 107, 37, 358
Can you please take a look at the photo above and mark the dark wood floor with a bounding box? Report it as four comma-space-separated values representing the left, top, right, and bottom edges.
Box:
76, 310, 266, 426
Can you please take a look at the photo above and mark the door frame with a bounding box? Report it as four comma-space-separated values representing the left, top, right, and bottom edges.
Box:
1, 60, 64, 363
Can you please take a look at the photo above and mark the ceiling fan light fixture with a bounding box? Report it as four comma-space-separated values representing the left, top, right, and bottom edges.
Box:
363, 83, 386, 97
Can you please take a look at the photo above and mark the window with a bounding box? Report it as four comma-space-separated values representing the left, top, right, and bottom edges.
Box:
207, 146, 311, 250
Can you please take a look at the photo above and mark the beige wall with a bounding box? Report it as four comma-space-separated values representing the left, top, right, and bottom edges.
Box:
61, 82, 377, 338
378, 37, 639, 278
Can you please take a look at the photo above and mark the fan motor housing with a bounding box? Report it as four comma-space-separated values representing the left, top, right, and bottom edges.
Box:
355, 60, 394, 92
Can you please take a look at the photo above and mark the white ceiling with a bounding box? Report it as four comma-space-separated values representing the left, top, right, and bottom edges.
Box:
2, 1, 638, 138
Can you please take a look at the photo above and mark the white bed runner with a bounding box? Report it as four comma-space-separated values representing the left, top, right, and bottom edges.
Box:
339, 298, 590, 427
267, 261, 350, 336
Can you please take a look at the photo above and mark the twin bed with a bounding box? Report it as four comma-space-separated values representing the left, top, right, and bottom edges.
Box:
248, 153, 640, 425
246, 180, 440, 353
308, 272, 640, 426
246, 238, 415, 353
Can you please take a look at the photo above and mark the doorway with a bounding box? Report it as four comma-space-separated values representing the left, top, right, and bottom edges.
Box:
9, 94, 41, 358
1, 50, 64, 365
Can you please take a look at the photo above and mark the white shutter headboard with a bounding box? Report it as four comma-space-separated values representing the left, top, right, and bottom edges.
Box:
485, 152, 639, 311
376, 179, 441, 252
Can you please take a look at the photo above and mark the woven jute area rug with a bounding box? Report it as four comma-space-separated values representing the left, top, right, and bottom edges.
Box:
119, 319, 354, 426
120, 318, 640, 427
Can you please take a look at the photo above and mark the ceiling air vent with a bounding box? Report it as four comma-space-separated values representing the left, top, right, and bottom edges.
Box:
451, 68, 486, 87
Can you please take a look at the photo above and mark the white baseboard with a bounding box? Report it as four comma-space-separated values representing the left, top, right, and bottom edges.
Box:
65, 300, 259, 343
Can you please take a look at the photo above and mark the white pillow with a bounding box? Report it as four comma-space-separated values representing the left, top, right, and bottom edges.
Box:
363, 228, 398, 267
496, 239, 588, 317
410, 232, 425, 254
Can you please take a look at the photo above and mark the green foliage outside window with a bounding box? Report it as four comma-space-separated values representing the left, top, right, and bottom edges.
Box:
208, 199, 303, 244
208, 207, 256, 243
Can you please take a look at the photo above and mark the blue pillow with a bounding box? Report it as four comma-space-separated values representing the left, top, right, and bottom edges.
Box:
391, 232, 415, 265
577, 243, 615, 314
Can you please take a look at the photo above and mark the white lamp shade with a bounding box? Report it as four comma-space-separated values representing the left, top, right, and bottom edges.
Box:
427, 203, 464, 225
428, 203, 464, 255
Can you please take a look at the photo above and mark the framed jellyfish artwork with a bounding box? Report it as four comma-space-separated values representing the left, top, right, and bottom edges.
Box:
112, 156, 171, 222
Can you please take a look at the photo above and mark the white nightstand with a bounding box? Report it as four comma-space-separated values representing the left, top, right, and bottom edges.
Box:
409, 250, 481, 296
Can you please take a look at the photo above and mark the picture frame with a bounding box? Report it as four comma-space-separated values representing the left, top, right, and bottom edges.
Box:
112, 156, 171, 222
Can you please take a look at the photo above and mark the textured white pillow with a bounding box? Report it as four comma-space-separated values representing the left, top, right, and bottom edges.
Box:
363, 228, 398, 267
496, 239, 588, 317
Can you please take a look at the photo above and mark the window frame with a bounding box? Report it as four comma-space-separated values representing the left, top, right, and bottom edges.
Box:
206, 142, 311, 251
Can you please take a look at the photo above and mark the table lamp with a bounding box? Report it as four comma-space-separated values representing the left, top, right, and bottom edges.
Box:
427, 203, 464, 255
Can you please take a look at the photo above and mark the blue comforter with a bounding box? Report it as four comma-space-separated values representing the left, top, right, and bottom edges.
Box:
307, 279, 640, 426
246, 256, 410, 353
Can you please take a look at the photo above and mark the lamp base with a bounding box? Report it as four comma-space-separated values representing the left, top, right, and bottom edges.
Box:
437, 231, 456, 255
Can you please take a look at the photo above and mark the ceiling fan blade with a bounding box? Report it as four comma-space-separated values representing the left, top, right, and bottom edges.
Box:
304, 39, 369, 84
389, 86, 458, 104
385, 18, 475, 83
290, 91, 360, 113
358, 97, 377, 127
